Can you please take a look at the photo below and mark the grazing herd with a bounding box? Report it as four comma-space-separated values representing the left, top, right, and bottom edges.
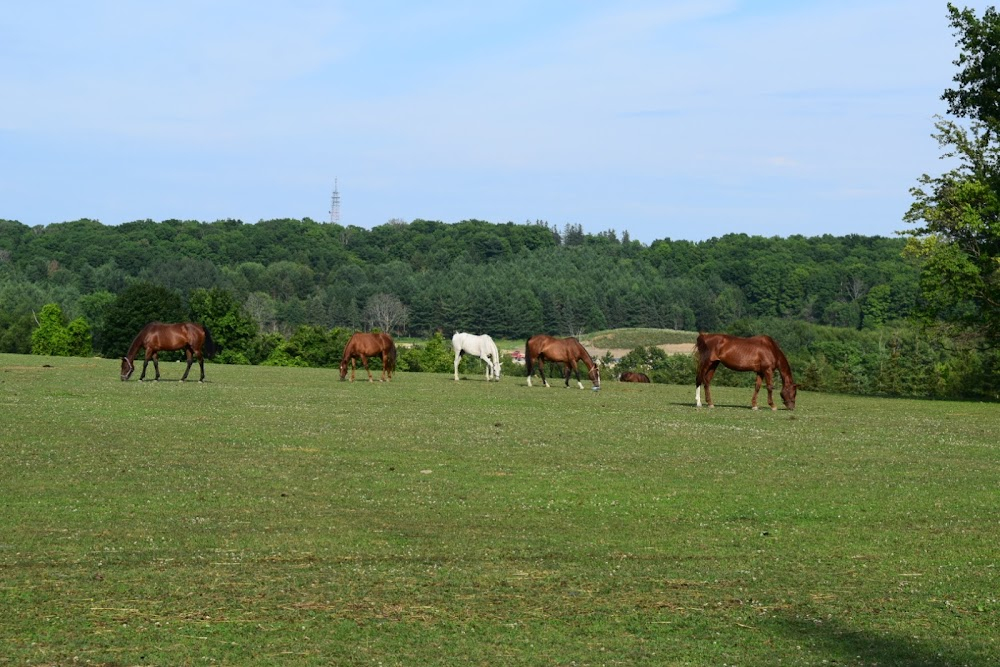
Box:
120, 323, 796, 410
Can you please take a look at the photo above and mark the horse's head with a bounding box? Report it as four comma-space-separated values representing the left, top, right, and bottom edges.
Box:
493, 360, 502, 380
781, 383, 797, 410
588, 364, 601, 389
339, 359, 348, 381
120, 357, 134, 381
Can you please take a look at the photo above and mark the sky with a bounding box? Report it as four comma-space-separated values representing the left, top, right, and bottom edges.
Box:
0, 1, 992, 244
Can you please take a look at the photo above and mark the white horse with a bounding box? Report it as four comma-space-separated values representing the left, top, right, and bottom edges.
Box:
452, 332, 502, 382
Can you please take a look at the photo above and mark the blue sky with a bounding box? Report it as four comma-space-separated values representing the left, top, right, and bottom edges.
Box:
0, 1, 990, 244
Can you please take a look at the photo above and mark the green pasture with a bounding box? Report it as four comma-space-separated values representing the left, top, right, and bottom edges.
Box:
1, 354, 997, 665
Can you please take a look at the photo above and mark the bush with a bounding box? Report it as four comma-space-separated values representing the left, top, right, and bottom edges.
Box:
31, 304, 71, 356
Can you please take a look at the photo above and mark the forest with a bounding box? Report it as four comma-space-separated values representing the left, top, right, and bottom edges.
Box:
1, 215, 996, 400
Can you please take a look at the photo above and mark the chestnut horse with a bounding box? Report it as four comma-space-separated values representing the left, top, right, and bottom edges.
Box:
525, 335, 600, 390
340, 332, 397, 382
619, 371, 650, 383
695, 333, 796, 410
120, 322, 217, 382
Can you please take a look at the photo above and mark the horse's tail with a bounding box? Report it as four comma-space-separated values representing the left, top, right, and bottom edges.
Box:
202, 326, 219, 359
694, 333, 709, 385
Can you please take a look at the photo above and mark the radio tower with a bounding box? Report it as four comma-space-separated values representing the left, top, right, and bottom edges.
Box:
329, 178, 341, 224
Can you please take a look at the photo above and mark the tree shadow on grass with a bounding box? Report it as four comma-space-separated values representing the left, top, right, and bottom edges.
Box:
767, 613, 992, 666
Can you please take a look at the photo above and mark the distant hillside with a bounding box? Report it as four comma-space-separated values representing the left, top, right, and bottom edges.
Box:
582, 328, 697, 357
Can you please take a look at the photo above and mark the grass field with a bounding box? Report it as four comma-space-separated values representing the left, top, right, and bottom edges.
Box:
1, 353, 998, 666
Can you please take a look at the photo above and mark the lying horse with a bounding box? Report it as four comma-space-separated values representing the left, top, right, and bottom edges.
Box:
619, 371, 650, 383
340, 332, 396, 382
695, 332, 796, 410
120, 322, 217, 382
525, 335, 600, 389
452, 331, 501, 381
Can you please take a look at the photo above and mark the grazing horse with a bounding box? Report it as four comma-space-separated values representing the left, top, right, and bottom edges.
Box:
452, 331, 501, 382
340, 332, 397, 382
120, 322, 217, 382
525, 335, 601, 390
619, 371, 651, 383
695, 333, 797, 410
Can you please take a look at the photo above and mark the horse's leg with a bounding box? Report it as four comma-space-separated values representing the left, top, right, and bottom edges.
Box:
454, 349, 462, 381
751, 374, 763, 410
197, 352, 206, 382
380, 352, 387, 382
702, 362, 720, 408
695, 361, 705, 407
571, 361, 584, 389
180, 348, 194, 381
539, 360, 550, 388
350, 358, 357, 382
695, 362, 703, 406
362, 355, 373, 382
764, 371, 776, 411
140, 353, 151, 381
480, 352, 492, 381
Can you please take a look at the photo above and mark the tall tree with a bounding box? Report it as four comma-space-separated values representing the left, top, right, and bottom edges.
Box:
941, 4, 1000, 129
903, 4, 1000, 339
363, 293, 409, 334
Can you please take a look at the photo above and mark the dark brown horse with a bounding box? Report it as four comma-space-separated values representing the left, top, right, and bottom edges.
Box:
340, 332, 397, 382
695, 333, 796, 410
619, 371, 651, 383
525, 335, 600, 389
120, 322, 217, 382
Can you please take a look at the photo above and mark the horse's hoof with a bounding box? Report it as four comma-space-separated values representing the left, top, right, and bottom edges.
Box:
752, 406, 759, 411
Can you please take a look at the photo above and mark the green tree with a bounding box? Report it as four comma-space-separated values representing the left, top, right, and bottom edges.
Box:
31, 303, 70, 355
904, 5, 1000, 340
941, 3, 1000, 129
66, 317, 93, 356
188, 287, 258, 363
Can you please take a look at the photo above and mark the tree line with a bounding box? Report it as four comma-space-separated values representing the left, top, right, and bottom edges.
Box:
0, 216, 916, 342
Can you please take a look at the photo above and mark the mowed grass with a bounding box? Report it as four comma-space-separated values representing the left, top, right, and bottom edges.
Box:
1, 354, 998, 666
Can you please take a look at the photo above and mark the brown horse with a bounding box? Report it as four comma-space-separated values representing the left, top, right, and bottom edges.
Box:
695, 333, 796, 410
340, 332, 397, 382
525, 335, 600, 389
619, 371, 651, 383
120, 322, 217, 382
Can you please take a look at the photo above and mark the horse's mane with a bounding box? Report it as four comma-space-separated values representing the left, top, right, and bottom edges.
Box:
125, 323, 157, 358
767, 337, 794, 382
